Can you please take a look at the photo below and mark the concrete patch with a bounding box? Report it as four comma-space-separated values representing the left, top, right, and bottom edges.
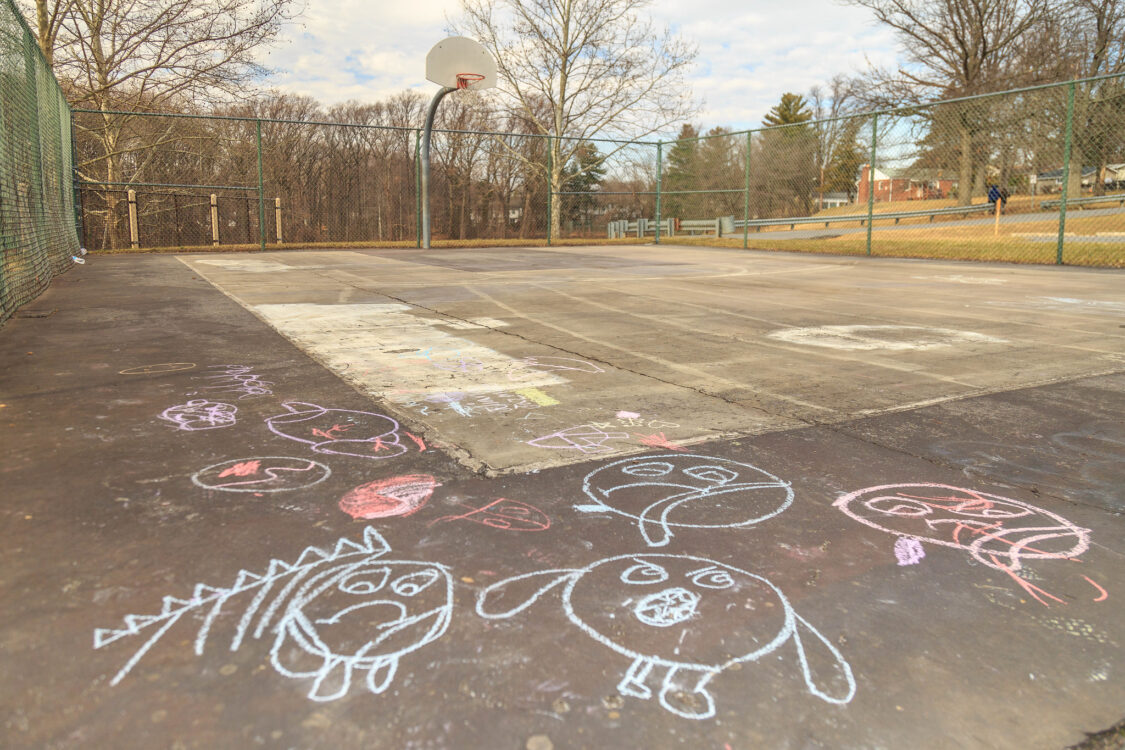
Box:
766, 324, 1007, 351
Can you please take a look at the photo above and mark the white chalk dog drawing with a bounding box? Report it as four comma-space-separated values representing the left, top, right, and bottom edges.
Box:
265, 401, 406, 460
94, 528, 452, 701
476, 554, 855, 719
578, 454, 794, 547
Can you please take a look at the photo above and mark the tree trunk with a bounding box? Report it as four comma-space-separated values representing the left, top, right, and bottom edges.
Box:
957, 120, 973, 206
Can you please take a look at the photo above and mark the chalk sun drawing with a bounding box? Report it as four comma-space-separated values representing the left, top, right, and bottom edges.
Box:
578, 454, 794, 547
266, 402, 407, 460
476, 554, 855, 720
338, 475, 439, 520
94, 528, 452, 701
192, 457, 332, 493
160, 399, 237, 431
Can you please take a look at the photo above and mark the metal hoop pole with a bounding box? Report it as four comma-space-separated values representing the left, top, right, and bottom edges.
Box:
421, 86, 455, 249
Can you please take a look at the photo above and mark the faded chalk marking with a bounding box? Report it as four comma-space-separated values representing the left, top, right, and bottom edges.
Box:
430, 498, 550, 532
767, 325, 1006, 351
477, 553, 854, 720
160, 400, 237, 431
266, 402, 409, 460
514, 388, 559, 407
120, 362, 196, 375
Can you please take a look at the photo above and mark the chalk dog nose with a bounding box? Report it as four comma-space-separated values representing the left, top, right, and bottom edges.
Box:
633, 587, 699, 627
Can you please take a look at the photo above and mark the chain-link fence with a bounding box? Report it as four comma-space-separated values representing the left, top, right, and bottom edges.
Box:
73, 72, 1125, 267
0, 0, 79, 325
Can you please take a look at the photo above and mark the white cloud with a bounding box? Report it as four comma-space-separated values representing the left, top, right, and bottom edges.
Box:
259, 0, 900, 131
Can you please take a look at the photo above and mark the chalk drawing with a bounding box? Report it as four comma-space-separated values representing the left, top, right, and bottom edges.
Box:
893, 537, 926, 566
338, 475, 439, 520
192, 457, 332, 493
476, 554, 855, 719
635, 432, 688, 452
766, 325, 1006, 351
191, 364, 274, 400
266, 402, 407, 460
430, 498, 550, 532
94, 527, 452, 701
834, 484, 1090, 572
159, 400, 237, 431
578, 454, 793, 547
617, 411, 641, 420
527, 425, 630, 454
509, 356, 605, 379
119, 362, 196, 375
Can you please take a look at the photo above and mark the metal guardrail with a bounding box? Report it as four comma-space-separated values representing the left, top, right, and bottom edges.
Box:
1040, 194, 1125, 210
734, 203, 994, 232
607, 218, 675, 239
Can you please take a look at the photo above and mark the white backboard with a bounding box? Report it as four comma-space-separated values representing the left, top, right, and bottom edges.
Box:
426, 37, 497, 90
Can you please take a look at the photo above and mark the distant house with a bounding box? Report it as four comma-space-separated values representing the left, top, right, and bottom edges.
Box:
817, 191, 851, 209
856, 165, 957, 203
1030, 166, 1098, 193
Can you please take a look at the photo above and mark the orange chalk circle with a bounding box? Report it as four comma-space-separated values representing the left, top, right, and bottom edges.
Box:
339, 475, 439, 520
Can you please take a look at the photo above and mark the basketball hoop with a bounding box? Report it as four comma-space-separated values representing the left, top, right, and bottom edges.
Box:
456, 72, 486, 90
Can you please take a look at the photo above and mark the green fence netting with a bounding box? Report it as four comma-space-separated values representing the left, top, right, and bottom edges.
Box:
0, 0, 78, 325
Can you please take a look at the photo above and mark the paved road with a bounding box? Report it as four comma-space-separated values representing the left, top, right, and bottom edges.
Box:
1, 247, 1122, 749
743, 205, 1125, 241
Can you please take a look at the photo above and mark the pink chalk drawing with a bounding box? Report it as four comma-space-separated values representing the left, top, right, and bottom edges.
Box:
429, 498, 550, 532
219, 460, 262, 478
191, 364, 274, 399
893, 537, 926, 566
616, 411, 641, 420
527, 425, 629, 454
635, 432, 687, 452
338, 475, 439, 520
834, 483, 1103, 607
265, 402, 407, 460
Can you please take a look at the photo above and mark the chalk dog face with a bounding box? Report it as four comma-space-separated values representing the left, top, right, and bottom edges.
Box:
94, 528, 453, 703
273, 557, 452, 701
476, 554, 855, 720
833, 483, 1090, 571
578, 454, 793, 547
265, 401, 406, 459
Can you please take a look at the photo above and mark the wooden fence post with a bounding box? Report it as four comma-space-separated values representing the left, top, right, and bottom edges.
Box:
275, 197, 283, 243
127, 189, 139, 249
210, 194, 219, 246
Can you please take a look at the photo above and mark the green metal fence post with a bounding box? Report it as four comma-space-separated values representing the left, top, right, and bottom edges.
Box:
1056, 82, 1076, 265
70, 117, 84, 249
866, 114, 877, 257
654, 141, 662, 244
546, 135, 553, 246
743, 131, 751, 250
415, 130, 421, 248
256, 119, 265, 251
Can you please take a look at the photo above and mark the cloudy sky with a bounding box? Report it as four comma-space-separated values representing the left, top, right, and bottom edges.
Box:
257, 0, 901, 133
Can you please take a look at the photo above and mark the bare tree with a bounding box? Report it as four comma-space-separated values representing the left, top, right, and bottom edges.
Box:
809, 75, 858, 209
845, 0, 1049, 203
453, 0, 697, 236
55, 0, 295, 246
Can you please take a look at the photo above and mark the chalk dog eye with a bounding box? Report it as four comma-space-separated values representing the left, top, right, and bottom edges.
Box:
622, 461, 675, 478
391, 569, 440, 597
689, 567, 735, 589
682, 466, 738, 484
619, 560, 669, 585
338, 567, 390, 594
864, 496, 931, 517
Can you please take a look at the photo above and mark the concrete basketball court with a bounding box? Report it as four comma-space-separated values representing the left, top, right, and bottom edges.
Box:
2, 244, 1123, 749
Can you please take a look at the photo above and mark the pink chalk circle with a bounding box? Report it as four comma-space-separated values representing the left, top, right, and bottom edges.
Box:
339, 475, 439, 520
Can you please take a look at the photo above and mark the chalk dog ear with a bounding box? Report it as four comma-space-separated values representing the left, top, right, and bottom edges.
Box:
790, 612, 856, 705
475, 569, 578, 620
